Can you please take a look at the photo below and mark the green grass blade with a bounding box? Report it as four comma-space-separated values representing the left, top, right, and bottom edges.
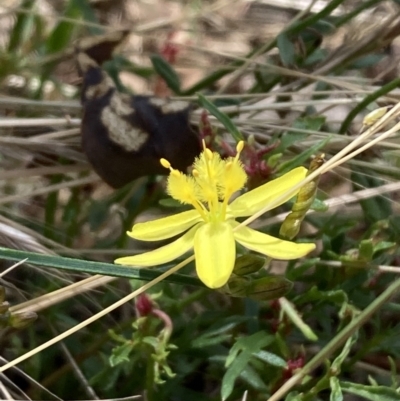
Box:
0, 247, 203, 287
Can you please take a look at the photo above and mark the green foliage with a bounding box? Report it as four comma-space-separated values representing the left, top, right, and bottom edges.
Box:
150, 54, 181, 94
2, 1, 400, 400
198, 94, 244, 142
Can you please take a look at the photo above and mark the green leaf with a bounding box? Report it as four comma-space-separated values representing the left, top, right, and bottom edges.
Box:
278, 136, 330, 175
285, 392, 302, 401
192, 317, 249, 348
7, 0, 36, 52
295, 286, 348, 306
311, 197, 329, 212
277, 33, 296, 67
150, 54, 181, 94
253, 350, 286, 367
222, 332, 274, 400
331, 333, 358, 371
197, 94, 243, 142
109, 342, 135, 366
0, 247, 203, 287
45, 0, 83, 54
330, 377, 343, 401
286, 258, 319, 281
222, 352, 252, 400
240, 364, 268, 392
191, 333, 232, 348
142, 336, 159, 348
341, 381, 400, 401
359, 240, 374, 262
373, 241, 396, 254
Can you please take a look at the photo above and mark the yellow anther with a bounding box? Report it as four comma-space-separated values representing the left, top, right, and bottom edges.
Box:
205, 148, 213, 160
192, 169, 199, 177
171, 169, 181, 177
160, 158, 171, 169
236, 141, 244, 154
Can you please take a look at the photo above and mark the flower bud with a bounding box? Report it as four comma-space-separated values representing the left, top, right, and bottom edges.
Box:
232, 254, 266, 276
223, 275, 292, 301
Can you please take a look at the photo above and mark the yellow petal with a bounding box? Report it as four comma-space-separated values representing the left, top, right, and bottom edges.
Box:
229, 167, 308, 217
127, 210, 201, 241
194, 222, 236, 289
232, 222, 315, 259
115, 224, 201, 267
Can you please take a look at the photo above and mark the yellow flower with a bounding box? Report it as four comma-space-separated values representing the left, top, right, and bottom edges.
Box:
115, 142, 315, 289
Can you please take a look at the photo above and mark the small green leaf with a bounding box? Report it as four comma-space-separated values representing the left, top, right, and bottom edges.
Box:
286, 258, 319, 281
222, 352, 252, 400
359, 240, 374, 262
240, 364, 268, 392
278, 136, 330, 175
330, 377, 343, 401
277, 33, 296, 67
341, 381, 400, 401
295, 286, 348, 306
198, 94, 243, 142
109, 342, 135, 366
285, 392, 302, 401
280, 298, 318, 341
311, 197, 329, 212
192, 334, 232, 348
222, 332, 274, 400
142, 336, 159, 348
45, 0, 82, 54
7, 0, 36, 52
331, 333, 358, 371
225, 332, 274, 367
373, 241, 396, 254
150, 54, 181, 94
253, 350, 286, 367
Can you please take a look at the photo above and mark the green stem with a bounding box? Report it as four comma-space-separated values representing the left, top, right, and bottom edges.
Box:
339, 77, 400, 134
145, 345, 156, 401
267, 277, 400, 401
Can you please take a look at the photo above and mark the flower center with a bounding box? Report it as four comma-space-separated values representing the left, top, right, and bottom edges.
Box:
160, 141, 247, 222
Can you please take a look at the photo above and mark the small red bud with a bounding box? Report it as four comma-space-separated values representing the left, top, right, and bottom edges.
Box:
136, 293, 154, 317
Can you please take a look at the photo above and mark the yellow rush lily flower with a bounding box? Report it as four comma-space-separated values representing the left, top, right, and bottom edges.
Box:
115, 142, 315, 289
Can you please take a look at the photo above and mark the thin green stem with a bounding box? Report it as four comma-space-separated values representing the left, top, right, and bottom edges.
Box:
339, 78, 400, 134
